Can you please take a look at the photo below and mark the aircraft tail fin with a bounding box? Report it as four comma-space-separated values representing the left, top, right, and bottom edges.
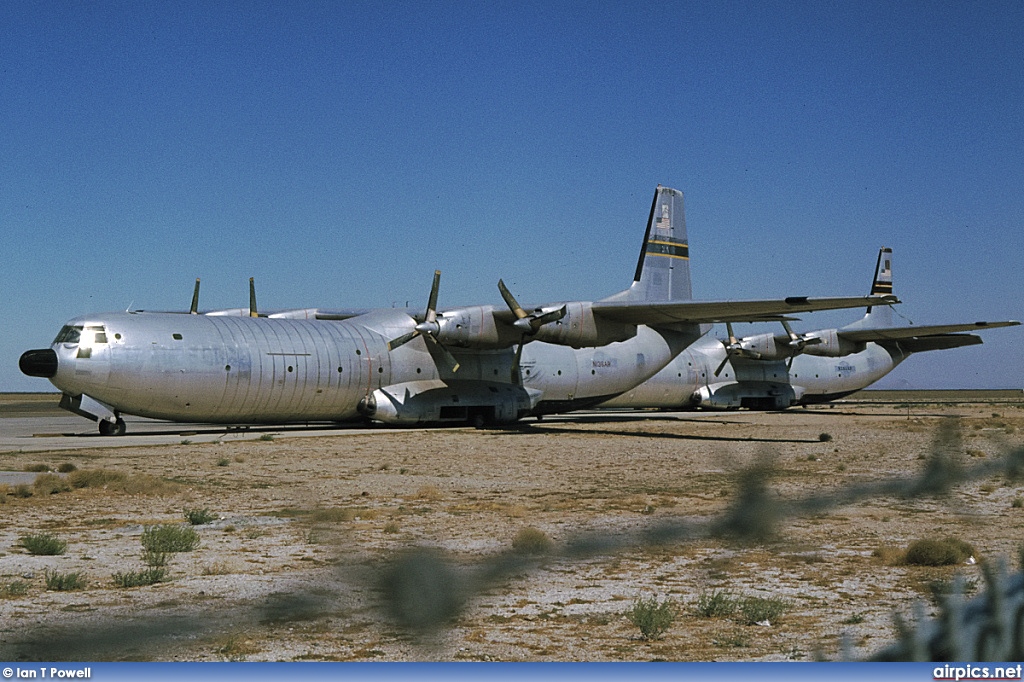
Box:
602, 185, 692, 303
844, 247, 894, 330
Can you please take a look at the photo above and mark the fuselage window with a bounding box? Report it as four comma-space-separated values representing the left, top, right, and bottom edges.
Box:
86, 326, 108, 344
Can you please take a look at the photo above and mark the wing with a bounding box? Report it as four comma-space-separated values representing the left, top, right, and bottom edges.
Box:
590, 295, 901, 325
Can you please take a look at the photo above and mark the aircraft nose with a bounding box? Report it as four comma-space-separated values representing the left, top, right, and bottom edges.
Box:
20, 349, 58, 379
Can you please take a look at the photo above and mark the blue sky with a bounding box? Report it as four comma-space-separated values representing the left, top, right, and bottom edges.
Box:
3, 1, 1022, 392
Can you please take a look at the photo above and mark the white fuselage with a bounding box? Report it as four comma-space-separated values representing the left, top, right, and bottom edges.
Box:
602, 333, 907, 410
43, 309, 696, 424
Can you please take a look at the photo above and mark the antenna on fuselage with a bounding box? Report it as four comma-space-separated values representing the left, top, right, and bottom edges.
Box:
190, 278, 200, 315
249, 278, 259, 318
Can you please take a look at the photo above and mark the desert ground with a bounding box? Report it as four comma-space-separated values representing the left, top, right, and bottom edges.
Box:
1, 392, 1022, 662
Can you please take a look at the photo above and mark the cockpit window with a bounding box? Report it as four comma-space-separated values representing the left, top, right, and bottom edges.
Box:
54, 325, 82, 345
52, 325, 108, 345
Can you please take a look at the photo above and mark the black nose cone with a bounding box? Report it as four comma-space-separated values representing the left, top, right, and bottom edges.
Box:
20, 349, 58, 379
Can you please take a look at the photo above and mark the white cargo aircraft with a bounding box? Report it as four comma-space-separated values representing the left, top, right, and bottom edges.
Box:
603, 245, 1019, 411
20, 186, 896, 434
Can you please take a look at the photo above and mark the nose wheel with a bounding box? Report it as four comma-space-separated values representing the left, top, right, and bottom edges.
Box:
99, 417, 126, 436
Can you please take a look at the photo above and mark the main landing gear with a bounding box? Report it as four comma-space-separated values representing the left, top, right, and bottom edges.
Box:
98, 417, 126, 436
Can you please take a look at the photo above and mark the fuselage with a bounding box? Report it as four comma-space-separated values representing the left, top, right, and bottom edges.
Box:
601, 333, 907, 410
29, 309, 696, 426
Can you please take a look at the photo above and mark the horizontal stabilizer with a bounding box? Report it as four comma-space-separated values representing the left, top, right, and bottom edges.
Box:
891, 334, 985, 353
839, 320, 1020, 343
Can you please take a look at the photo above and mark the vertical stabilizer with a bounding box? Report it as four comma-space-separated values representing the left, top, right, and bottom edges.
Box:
602, 186, 692, 303
844, 247, 894, 329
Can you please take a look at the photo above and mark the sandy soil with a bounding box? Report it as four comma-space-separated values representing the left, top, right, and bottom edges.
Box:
1, 399, 1022, 662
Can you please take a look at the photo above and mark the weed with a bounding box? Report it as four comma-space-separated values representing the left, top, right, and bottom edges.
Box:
1013, 497, 1023, 509
257, 434, 275, 442
806, 454, 818, 462
33, 473, 71, 495
112, 567, 166, 588
383, 520, 400, 534
180, 440, 192, 445
511, 527, 553, 555
44, 569, 86, 591
415, 485, 442, 501
695, 589, 738, 618
141, 524, 200, 553
57, 462, 77, 473
20, 532, 67, 555
216, 458, 230, 467
842, 612, 866, 625
13, 484, 33, 498
67, 468, 127, 488
625, 595, 676, 640
905, 537, 976, 566
25, 463, 50, 472
738, 595, 789, 625
310, 507, 357, 523
184, 508, 216, 525
143, 550, 169, 567
1, 581, 29, 598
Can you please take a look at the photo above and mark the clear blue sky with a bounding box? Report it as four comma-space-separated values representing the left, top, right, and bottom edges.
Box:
3, 1, 1022, 392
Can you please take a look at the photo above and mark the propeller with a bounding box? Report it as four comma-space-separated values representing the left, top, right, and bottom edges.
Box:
190, 278, 200, 315
497, 280, 567, 334
386, 270, 460, 372
496, 280, 567, 384
780, 320, 822, 369
714, 322, 754, 377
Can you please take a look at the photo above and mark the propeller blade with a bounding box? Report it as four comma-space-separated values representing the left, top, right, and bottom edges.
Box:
714, 353, 731, 378
190, 278, 200, 315
498, 279, 528, 320
386, 330, 420, 351
511, 340, 525, 385
423, 334, 460, 372
425, 270, 441, 324
249, 278, 258, 318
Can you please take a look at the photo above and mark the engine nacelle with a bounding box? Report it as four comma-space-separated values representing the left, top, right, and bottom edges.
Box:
691, 382, 800, 411
735, 332, 794, 361
433, 301, 636, 349
800, 329, 866, 357
528, 302, 636, 348
358, 380, 540, 426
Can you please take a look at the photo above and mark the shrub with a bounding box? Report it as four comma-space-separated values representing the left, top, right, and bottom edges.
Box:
383, 520, 401, 534
511, 527, 553, 555
45, 570, 86, 591
57, 462, 78, 473
185, 508, 216, 525
112, 568, 166, 588
13, 484, 33, 498
20, 532, 67, 556
818, 433, 833, 442
1, 581, 29, 598
1013, 497, 1023, 509
695, 589, 738, 618
905, 537, 976, 566
67, 469, 127, 489
141, 524, 200, 553
143, 550, 169, 567
33, 473, 71, 495
738, 595, 790, 625
24, 463, 50, 472
626, 596, 676, 640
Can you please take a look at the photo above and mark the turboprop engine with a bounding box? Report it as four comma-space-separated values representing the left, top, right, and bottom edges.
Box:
798, 329, 867, 357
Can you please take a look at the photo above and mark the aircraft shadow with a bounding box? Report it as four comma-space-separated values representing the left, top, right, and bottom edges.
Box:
499, 423, 823, 444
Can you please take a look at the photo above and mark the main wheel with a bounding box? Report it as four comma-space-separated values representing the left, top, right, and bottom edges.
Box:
99, 418, 126, 436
